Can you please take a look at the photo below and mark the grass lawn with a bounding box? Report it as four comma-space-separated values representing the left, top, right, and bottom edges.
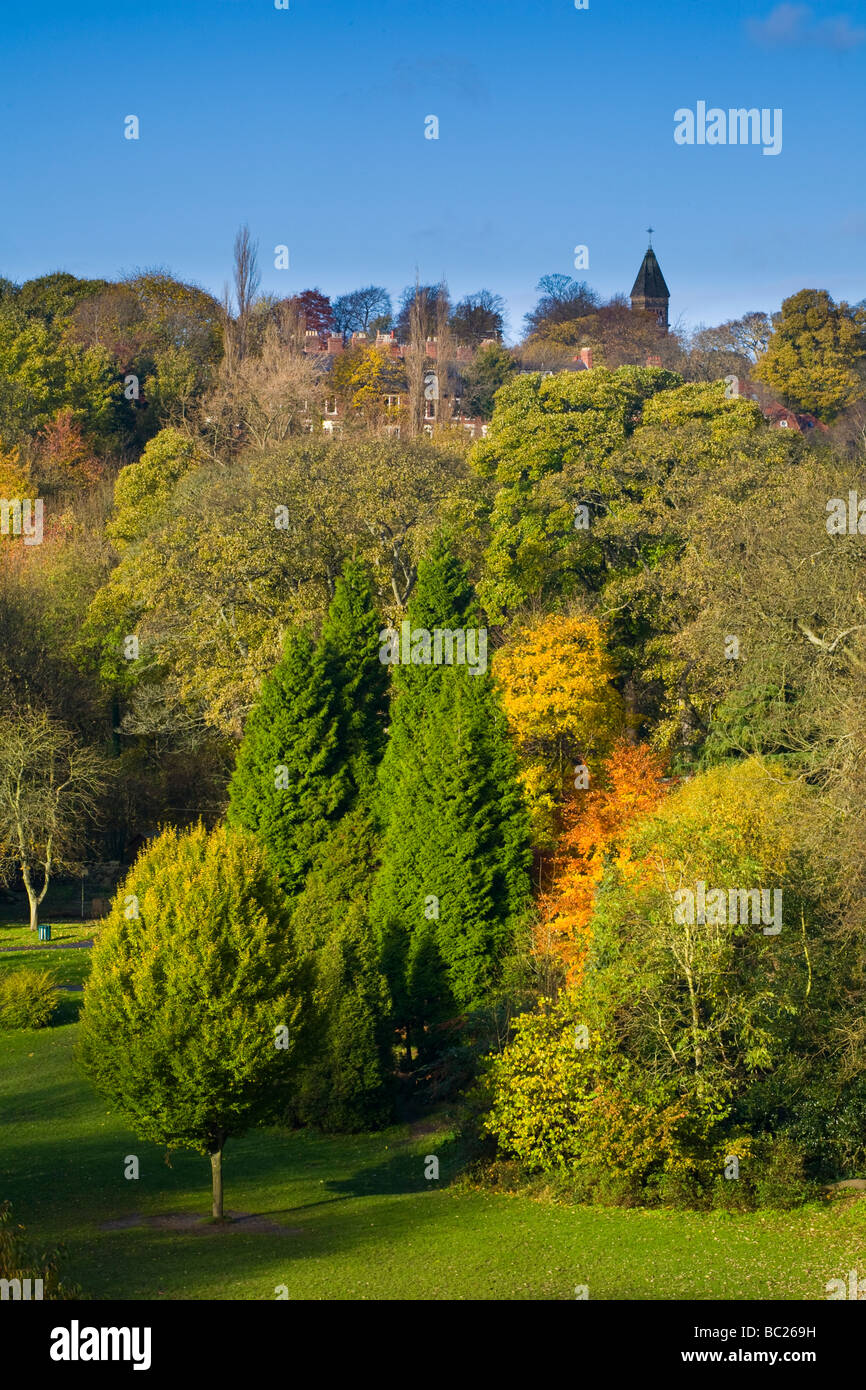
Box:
2, 1020, 866, 1300
0, 948, 93, 987
0, 919, 102, 950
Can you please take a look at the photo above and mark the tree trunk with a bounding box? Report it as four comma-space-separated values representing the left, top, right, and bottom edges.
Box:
22, 865, 39, 932
210, 1145, 224, 1220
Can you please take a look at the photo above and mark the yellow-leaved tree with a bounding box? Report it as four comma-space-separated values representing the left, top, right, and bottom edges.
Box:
0, 438, 34, 501
493, 612, 623, 845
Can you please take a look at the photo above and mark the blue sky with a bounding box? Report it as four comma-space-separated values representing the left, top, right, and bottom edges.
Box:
1, 0, 864, 338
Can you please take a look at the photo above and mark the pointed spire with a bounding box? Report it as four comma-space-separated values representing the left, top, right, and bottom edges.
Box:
630, 240, 670, 330
631, 247, 669, 301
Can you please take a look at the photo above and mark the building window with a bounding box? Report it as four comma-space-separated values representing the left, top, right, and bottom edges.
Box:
325, 398, 337, 415
424, 400, 436, 420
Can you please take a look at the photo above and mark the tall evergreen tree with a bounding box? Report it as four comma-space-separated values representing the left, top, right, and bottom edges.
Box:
284, 566, 394, 1127
291, 811, 393, 1130
227, 630, 350, 896
320, 559, 389, 809
372, 537, 532, 1049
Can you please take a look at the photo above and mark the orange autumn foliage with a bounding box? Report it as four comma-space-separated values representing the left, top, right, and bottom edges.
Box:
36, 410, 104, 491
535, 740, 670, 984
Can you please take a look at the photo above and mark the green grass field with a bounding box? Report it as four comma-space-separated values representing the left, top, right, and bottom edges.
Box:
0, 919, 101, 950
2, 1017, 866, 1300
0, 947, 93, 986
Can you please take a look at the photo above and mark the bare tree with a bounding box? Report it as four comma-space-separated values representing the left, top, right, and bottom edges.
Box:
230, 323, 324, 448
691, 312, 771, 365
0, 709, 110, 931
195, 317, 325, 458
432, 280, 455, 428
231, 224, 261, 364
332, 286, 392, 339
272, 296, 307, 354
403, 277, 429, 438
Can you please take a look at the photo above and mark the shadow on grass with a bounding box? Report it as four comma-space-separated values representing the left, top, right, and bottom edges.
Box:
69, 1185, 462, 1300
321, 1130, 465, 1199
1, 1025, 471, 1298
3, 1119, 468, 1300
0, 1107, 465, 1221
54, 994, 84, 1025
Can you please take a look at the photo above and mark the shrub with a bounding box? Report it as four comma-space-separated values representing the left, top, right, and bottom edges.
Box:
753, 1136, 814, 1210
651, 1169, 708, 1211
289, 814, 394, 1133
710, 1173, 757, 1213
0, 968, 59, 1030
479, 997, 696, 1189
781, 1073, 866, 1179
292, 902, 394, 1134
589, 1171, 644, 1208
707, 1135, 758, 1211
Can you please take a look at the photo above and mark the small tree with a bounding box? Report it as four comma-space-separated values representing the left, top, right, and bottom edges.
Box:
35, 409, 103, 493
78, 823, 308, 1220
0, 708, 108, 931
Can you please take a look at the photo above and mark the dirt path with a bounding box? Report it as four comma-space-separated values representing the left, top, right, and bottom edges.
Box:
0, 939, 94, 954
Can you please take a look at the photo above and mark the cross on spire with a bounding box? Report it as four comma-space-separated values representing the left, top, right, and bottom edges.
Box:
647, 226, 654, 247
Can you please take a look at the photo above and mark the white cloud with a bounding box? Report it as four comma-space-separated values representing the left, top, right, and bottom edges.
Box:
747, 3, 866, 49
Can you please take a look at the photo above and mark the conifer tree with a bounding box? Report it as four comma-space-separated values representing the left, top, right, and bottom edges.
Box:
320, 559, 389, 808
291, 809, 393, 1129
372, 537, 532, 1049
227, 629, 350, 896
278, 564, 394, 1126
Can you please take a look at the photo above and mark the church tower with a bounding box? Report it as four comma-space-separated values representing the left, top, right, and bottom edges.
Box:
630, 232, 670, 330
